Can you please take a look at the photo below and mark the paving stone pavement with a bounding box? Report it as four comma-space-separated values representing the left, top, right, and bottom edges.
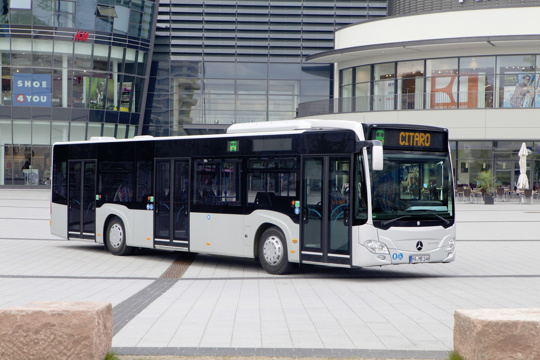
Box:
1, 189, 540, 359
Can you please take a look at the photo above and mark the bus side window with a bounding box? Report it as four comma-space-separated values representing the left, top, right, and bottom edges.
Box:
136, 160, 152, 202
52, 161, 67, 204
99, 162, 134, 203
193, 159, 241, 206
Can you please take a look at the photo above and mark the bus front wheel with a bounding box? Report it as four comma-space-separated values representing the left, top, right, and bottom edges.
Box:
106, 217, 133, 256
258, 227, 291, 275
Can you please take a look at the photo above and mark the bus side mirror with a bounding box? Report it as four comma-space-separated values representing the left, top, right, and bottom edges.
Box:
371, 141, 383, 171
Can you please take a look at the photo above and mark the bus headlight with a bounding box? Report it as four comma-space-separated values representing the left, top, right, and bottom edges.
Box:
365, 240, 390, 255
446, 239, 456, 251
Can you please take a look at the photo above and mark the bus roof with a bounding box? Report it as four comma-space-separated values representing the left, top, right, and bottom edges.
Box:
227, 119, 366, 140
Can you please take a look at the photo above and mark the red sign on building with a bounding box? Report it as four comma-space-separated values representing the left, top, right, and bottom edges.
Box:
74, 31, 89, 42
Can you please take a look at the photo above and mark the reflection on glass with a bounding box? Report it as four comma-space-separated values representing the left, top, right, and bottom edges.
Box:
87, 123, 102, 139
459, 56, 495, 109
32, 121, 51, 145
70, 123, 86, 141
51, 121, 69, 143
237, 80, 266, 95
372, 153, 453, 221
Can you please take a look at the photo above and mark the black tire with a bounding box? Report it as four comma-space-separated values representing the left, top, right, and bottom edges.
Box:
106, 217, 133, 256
258, 227, 292, 275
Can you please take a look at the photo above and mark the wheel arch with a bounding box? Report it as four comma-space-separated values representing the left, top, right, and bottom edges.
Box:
102, 212, 130, 250
253, 222, 290, 260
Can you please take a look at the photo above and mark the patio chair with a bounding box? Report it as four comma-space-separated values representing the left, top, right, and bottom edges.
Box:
523, 189, 533, 204
463, 188, 471, 203
496, 188, 505, 202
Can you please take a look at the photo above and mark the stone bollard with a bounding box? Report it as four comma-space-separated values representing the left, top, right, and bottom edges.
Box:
454, 308, 540, 360
0, 302, 113, 360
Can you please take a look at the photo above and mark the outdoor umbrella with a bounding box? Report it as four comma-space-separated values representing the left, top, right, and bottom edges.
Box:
517, 142, 531, 190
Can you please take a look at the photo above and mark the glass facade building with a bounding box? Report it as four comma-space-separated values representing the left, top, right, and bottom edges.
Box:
0, 0, 156, 187
323, 55, 540, 190
301, 2, 540, 193
143, 1, 386, 136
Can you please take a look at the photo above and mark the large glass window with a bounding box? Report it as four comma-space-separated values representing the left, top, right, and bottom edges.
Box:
397, 60, 424, 110
373, 62, 395, 111
497, 55, 536, 108
457, 141, 493, 188
459, 56, 495, 109
33, 1, 53, 26
426, 58, 458, 109
355, 65, 371, 112
336, 54, 540, 113
339, 68, 353, 112
52, 121, 69, 143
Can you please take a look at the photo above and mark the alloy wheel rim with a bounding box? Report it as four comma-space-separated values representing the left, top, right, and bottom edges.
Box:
109, 224, 123, 248
263, 235, 283, 266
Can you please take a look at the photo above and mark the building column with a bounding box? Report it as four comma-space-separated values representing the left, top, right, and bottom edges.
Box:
113, 60, 118, 109
62, 55, 68, 108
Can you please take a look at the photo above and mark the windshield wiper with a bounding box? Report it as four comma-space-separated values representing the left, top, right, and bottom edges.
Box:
380, 210, 450, 227
381, 215, 412, 226
406, 209, 450, 224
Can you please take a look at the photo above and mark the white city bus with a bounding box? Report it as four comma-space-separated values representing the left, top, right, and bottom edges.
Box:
50, 120, 456, 274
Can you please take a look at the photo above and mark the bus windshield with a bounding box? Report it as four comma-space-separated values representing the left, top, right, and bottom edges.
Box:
371, 152, 453, 225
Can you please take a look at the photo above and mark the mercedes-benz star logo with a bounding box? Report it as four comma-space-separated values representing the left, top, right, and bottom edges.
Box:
416, 241, 423, 251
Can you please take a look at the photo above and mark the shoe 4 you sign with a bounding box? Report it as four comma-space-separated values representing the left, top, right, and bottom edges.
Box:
12, 73, 52, 107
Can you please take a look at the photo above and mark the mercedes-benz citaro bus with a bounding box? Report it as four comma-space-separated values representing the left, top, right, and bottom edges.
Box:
50, 120, 456, 274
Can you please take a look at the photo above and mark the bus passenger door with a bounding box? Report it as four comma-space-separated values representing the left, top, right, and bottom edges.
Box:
154, 159, 190, 250
67, 160, 97, 240
301, 156, 351, 266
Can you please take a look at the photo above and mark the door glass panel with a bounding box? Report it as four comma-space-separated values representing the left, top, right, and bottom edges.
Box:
173, 161, 189, 240
303, 158, 323, 250
329, 158, 350, 254
496, 161, 512, 189
82, 162, 96, 234
155, 161, 170, 239
68, 162, 82, 234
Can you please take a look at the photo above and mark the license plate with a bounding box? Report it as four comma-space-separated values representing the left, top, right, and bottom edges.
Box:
410, 255, 430, 263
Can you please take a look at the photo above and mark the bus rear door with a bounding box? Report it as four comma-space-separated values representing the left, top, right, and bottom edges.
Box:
154, 159, 190, 251
301, 156, 351, 266
67, 160, 97, 240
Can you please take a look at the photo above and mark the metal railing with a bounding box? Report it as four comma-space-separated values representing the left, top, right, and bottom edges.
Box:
297, 91, 520, 117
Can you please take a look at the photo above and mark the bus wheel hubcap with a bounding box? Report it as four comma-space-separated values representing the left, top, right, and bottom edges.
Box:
263, 236, 283, 266
109, 224, 123, 248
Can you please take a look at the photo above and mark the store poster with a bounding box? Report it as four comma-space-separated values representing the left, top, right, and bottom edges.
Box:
503, 73, 536, 108
430, 75, 457, 109
457, 74, 479, 109
12, 73, 51, 107
89, 78, 114, 109
119, 82, 132, 112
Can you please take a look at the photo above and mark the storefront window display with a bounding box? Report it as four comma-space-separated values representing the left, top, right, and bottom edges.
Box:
459, 56, 495, 109
0, 38, 145, 113
397, 60, 424, 110
373, 63, 395, 111
338, 54, 540, 112
497, 55, 536, 108
426, 58, 458, 109
452, 141, 540, 191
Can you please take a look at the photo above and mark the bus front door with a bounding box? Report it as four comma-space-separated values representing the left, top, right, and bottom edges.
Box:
301, 156, 351, 266
67, 160, 97, 240
154, 159, 190, 250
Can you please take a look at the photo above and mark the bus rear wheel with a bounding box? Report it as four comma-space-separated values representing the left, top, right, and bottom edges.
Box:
258, 227, 291, 275
106, 217, 133, 256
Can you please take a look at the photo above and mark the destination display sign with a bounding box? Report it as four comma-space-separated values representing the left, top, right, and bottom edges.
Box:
369, 128, 447, 152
